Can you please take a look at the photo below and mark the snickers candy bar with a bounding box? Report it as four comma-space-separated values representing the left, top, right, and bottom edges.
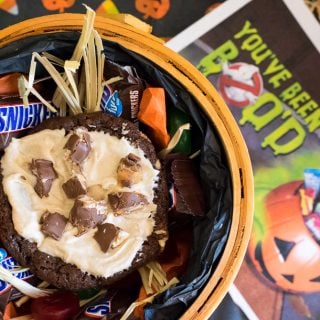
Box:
30, 159, 57, 198
64, 128, 91, 164
101, 61, 145, 123
117, 153, 142, 187
40, 211, 68, 240
0, 94, 55, 150
108, 192, 148, 215
70, 195, 107, 234
76, 288, 138, 320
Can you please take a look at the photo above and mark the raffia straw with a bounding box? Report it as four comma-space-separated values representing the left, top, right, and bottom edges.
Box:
79, 289, 107, 307
11, 316, 33, 320
158, 123, 191, 158
94, 30, 105, 112
120, 278, 179, 320
15, 281, 50, 308
52, 5, 96, 113
18, 75, 57, 112
32, 52, 81, 114
87, 32, 97, 112
138, 266, 153, 295
0, 265, 51, 299
64, 60, 81, 106
104, 76, 123, 85
138, 261, 169, 295
42, 52, 65, 67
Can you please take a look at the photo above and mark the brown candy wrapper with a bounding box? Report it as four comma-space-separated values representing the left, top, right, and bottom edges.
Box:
100, 61, 145, 124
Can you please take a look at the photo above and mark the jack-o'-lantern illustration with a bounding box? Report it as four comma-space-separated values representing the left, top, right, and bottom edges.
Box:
135, 0, 170, 20
41, 0, 76, 13
249, 180, 320, 292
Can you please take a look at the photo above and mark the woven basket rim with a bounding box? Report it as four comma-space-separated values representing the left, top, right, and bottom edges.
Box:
0, 14, 254, 320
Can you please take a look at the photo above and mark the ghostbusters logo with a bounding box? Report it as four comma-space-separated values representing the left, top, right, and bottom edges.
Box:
218, 62, 263, 108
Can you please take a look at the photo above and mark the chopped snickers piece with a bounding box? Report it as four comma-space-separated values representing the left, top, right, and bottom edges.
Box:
117, 153, 142, 187
94, 223, 130, 253
87, 184, 106, 201
62, 175, 87, 199
30, 159, 57, 198
108, 192, 148, 215
40, 211, 68, 240
70, 195, 107, 235
64, 128, 91, 164
94, 223, 119, 253
111, 229, 130, 249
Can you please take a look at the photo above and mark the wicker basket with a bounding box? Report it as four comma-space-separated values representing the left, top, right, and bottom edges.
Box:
0, 14, 254, 320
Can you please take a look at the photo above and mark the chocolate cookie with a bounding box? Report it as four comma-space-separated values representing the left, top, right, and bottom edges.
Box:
0, 112, 168, 290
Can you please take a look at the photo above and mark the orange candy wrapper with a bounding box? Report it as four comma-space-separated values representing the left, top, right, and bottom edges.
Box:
0, 73, 22, 96
0, 72, 44, 97
138, 87, 170, 150
3, 302, 17, 320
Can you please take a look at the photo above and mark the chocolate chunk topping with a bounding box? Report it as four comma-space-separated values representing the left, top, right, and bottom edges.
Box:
40, 211, 67, 240
64, 129, 91, 164
94, 223, 119, 253
126, 153, 141, 164
30, 159, 57, 198
108, 192, 148, 214
117, 153, 142, 187
70, 196, 107, 234
62, 175, 87, 199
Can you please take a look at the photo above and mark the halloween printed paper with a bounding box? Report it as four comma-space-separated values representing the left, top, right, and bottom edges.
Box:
0, 0, 18, 15
168, 0, 320, 319
0, 0, 223, 38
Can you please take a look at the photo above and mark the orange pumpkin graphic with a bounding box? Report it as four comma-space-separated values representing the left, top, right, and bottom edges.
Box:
249, 181, 320, 292
135, 0, 170, 20
41, 0, 76, 13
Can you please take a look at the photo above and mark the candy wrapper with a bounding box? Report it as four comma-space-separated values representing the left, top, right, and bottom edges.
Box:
0, 96, 56, 150
304, 168, 320, 198
0, 245, 47, 319
100, 60, 145, 124
0, 73, 56, 149
0, 73, 24, 96
0, 13, 232, 320
167, 107, 192, 155
138, 87, 170, 150
300, 168, 320, 243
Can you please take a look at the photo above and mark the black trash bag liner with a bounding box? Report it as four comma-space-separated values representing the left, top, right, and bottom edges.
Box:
0, 32, 232, 319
